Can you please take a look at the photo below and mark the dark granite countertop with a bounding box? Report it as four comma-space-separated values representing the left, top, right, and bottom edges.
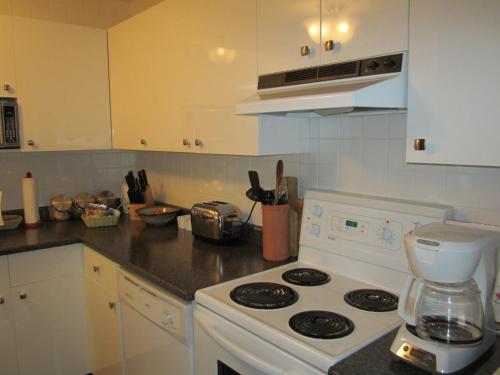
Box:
0, 218, 293, 301
329, 328, 500, 375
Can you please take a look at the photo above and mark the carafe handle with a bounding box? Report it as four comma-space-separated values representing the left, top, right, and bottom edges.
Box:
398, 275, 422, 326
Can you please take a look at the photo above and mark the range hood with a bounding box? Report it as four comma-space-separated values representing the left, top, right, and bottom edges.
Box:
236, 53, 407, 116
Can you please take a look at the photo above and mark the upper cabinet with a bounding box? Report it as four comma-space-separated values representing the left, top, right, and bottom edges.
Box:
257, 0, 409, 75
109, 0, 308, 156
13, 17, 111, 151
0, 15, 17, 98
406, 0, 500, 166
257, 0, 321, 75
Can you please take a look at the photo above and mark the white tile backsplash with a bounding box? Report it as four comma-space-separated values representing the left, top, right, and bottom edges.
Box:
2, 113, 500, 228
136, 112, 500, 227
0, 150, 135, 210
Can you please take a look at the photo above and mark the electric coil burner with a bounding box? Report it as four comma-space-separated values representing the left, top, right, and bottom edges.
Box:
289, 311, 355, 339
344, 289, 398, 312
282, 268, 331, 286
230, 282, 298, 309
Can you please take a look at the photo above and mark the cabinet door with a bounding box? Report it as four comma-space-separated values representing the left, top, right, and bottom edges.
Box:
85, 277, 122, 375
108, 2, 186, 152
0, 15, 17, 98
12, 275, 90, 375
181, 0, 261, 155
406, 0, 500, 166
0, 290, 19, 375
257, 0, 321, 75
13, 17, 111, 151
321, 0, 408, 65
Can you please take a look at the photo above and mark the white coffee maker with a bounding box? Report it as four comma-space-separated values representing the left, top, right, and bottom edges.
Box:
391, 223, 499, 373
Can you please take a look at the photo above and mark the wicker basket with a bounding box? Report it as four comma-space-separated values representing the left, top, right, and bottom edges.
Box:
82, 209, 121, 228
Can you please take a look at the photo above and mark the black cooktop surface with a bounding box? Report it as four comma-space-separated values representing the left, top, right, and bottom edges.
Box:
230, 282, 299, 309
282, 268, 331, 286
289, 310, 355, 339
344, 289, 398, 312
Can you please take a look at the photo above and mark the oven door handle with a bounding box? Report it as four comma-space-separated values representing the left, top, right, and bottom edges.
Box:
196, 316, 288, 375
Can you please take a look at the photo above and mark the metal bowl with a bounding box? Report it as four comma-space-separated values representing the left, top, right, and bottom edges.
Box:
136, 206, 180, 226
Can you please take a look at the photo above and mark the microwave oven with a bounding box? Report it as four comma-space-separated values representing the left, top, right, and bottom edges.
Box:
0, 98, 20, 149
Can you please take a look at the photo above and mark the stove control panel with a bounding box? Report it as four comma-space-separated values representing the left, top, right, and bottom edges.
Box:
329, 212, 403, 251
303, 201, 404, 251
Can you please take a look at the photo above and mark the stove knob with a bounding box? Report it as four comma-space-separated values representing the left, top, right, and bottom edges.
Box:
382, 227, 393, 242
310, 224, 321, 236
367, 60, 379, 71
312, 205, 323, 217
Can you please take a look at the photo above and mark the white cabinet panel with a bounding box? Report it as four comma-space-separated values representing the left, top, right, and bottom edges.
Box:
0, 255, 9, 289
257, 0, 321, 75
0, 289, 19, 375
13, 17, 111, 151
83, 246, 118, 297
12, 274, 90, 375
109, 0, 306, 156
406, 0, 500, 166
85, 277, 122, 375
0, 15, 17, 98
8, 244, 82, 287
321, 0, 408, 65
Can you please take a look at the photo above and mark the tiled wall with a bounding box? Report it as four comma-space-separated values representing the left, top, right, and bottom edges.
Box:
0, 0, 163, 28
136, 112, 500, 227
0, 150, 135, 210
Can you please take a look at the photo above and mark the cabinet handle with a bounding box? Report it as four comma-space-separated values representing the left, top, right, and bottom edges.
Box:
414, 138, 426, 151
182, 138, 191, 146
19, 292, 27, 300
27, 140, 35, 146
3, 84, 11, 92
324, 40, 335, 51
108, 302, 116, 311
140, 139, 147, 146
92, 265, 100, 273
0, 297, 4, 304
194, 139, 203, 147
300, 45, 310, 56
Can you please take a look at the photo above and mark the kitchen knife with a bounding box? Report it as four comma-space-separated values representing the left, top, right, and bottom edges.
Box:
138, 170, 147, 192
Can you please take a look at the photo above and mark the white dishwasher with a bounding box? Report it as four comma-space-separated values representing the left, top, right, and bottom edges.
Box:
118, 269, 194, 375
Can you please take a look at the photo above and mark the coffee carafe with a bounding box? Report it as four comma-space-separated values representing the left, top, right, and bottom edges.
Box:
391, 223, 499, 374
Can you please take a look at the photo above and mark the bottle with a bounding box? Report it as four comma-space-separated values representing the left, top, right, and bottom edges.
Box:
22, 172, 41, 228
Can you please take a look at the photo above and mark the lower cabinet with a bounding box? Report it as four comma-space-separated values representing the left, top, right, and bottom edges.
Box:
85, 276, 122, 375
0, 289, 18, 375
12, 275, 90, 375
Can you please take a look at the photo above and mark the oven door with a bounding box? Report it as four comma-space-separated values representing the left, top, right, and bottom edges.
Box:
194, 306, 324, 375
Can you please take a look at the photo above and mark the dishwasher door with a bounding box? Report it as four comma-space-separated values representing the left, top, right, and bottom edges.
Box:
122, 303, 192, 375
118, 270, 193, 375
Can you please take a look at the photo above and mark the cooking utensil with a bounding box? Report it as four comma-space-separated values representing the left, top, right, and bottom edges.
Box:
262, 190, 275, 205
274, 160, 284, 205
137, 206, 180, 226
248, 171, 264, 202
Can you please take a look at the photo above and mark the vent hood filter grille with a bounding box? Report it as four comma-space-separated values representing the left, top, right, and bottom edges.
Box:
318, 61, 359, 79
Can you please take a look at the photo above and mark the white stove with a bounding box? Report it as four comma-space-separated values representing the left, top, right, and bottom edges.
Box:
194, 190, 453, 374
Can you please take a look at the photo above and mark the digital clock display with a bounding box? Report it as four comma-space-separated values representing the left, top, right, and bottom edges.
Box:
346, 220, 358, 228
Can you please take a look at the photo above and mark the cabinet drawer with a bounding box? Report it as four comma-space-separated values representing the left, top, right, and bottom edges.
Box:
84, 246, 118, 296
8, 244, 83, 287
0, 256, 9, 289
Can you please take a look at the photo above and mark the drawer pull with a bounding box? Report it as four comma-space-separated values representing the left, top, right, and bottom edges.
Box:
300, 45, 310, 56
19, 292, 27, 300
0, 297, 4, 304
108, 302, 116, 310
92, 265, 100, 273
324, 40, 335, 51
